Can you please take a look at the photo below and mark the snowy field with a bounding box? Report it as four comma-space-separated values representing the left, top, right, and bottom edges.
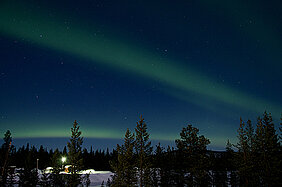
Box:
81, 171, 113, 186
7, 169, 113, 187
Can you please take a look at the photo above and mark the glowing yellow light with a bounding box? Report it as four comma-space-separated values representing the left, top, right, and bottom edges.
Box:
62, 157, 66, 163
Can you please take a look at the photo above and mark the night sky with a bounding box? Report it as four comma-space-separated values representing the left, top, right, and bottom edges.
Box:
0, 0, 281, 150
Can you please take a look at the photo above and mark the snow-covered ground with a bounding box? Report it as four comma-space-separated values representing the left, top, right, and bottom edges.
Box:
85, 171, 113, 186
7, 168, 113, 187
45, 168, 113, 186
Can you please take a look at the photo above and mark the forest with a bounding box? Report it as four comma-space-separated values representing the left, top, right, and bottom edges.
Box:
0, 111, 281, 186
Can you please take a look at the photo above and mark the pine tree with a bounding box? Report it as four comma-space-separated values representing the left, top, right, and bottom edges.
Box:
135, 116, 153, 187
175, 124, 211, 186
38, 145, 48, 170
50, 149, 65, 186
236, 112, 281, 186
110, 128, 137, 186
67, 120, 83, 187
19, 151, 39, 186
123, 129, 137, 186
254, 112, 281, 186
2, 130, 12, 151
225, 139, 238, 186
236, 118, 258, 186
63, 146, 68, 155
1, 130, 13, 186
153, 143, 163, 186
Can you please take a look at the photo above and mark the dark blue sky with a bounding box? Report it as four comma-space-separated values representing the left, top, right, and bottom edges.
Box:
0, 0, 281, 150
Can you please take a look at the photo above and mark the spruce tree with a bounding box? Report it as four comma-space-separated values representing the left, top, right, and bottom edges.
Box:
110, 144, 123, 186
123, 129, 137, 186
67, 120, 83, 187
1, 130, 13, 186
135, 116, 153, 187
111, 128, 137, 186
236, 112, 281, 186
236, 118, 258, 186
254, 112, 281, 186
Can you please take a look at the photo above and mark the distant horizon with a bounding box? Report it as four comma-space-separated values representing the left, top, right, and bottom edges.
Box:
0, 137, 230, 152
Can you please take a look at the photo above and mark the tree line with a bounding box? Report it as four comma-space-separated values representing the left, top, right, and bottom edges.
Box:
0, 120, 114, 186
107, 112, 281, 186
0, 111, 281, 186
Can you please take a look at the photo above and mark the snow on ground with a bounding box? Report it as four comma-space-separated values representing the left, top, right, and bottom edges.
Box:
8, 168, 113, 187
52, 170, 113, 187
87, 171, 113, 186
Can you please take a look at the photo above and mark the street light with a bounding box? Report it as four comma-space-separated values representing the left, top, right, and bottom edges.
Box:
61, 157, 66, 170
36, 159, 39, 171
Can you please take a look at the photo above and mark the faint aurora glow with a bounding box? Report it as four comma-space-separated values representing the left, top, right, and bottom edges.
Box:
0, 2, 280, 119
0, 2, 281, 142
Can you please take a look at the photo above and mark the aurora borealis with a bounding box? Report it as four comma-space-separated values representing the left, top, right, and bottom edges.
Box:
0, 0, 281, 150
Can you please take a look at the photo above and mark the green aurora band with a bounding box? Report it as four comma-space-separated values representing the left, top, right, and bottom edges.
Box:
0, 2, 281, 140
